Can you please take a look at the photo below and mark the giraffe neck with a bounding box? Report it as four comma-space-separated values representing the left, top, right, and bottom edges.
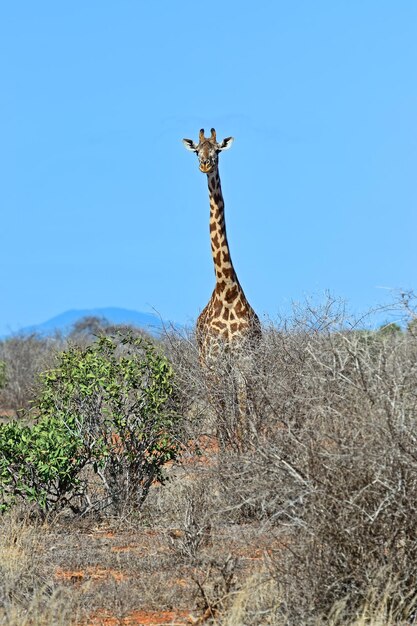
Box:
207, 170, 239, 287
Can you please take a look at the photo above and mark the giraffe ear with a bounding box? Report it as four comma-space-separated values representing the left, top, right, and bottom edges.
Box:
182, 138, 198, 152
218, 137, 234, 151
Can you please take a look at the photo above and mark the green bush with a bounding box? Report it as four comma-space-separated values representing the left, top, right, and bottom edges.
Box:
0, 334, 181, 515
0, 415, 82, 512
377, 322, 402, 336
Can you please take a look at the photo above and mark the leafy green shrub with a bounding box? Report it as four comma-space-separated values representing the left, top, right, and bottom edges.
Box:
0, 416, 83, 512
0, 334, 181, 515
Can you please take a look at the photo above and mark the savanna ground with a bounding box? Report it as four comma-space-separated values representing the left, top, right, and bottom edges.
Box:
1, 295, 417, 626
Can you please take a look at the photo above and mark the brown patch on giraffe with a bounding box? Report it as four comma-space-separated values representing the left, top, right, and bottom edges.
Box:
215, 280, 226, 293
212, 297, 222, 316
222, 250, 231, 263
209, 221, 216, 232
222, 308, 230, 320
214, 251, 221, 266
213, 192, 222, 205
222, 267, 235, 280
212, 207, 221, 221
213, 320, 227, 330
212, 233, 220, 249
235, 299, 248, 316
225, 286, 239, 303
230, 322, 239, 333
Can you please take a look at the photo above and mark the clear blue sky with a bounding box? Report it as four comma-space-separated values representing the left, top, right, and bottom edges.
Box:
1, 1, 416, 335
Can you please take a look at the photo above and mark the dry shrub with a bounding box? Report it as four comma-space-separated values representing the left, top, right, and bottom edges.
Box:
166, 479, 214, 562
161, 328, 209, 440
68, 315, 151, 347
167, 295, 417, 622
256, 304, 417, 620
162, 327, 265, 449
0, 334, 62, 413
260, 303, 417, 620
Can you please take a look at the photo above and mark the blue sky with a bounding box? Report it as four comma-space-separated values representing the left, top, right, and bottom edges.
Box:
1, 1, 416, 335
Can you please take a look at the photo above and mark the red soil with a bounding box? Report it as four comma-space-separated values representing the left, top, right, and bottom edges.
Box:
87, 609, 192, 626
56, 566, 126, 583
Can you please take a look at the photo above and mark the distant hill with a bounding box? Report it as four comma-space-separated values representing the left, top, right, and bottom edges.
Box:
15, 307, 177, 338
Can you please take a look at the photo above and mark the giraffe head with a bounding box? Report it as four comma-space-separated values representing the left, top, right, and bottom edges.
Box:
182, 128, 234, 174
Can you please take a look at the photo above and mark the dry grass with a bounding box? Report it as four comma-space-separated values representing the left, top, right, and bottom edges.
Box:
0, 511, 79, 625
1, 296, 417, 624
209, 570, 417, 626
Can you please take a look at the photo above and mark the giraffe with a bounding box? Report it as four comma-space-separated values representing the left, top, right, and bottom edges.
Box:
182, 128, 261, 447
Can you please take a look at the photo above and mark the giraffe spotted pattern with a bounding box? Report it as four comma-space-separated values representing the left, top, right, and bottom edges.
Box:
182, 128, 261, 365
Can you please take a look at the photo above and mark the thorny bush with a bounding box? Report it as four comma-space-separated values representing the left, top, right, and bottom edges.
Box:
166, 296, 417, 622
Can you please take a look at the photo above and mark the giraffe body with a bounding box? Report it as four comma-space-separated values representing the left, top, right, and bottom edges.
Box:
182, 129, 261, 446
196, 166, 261, 364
